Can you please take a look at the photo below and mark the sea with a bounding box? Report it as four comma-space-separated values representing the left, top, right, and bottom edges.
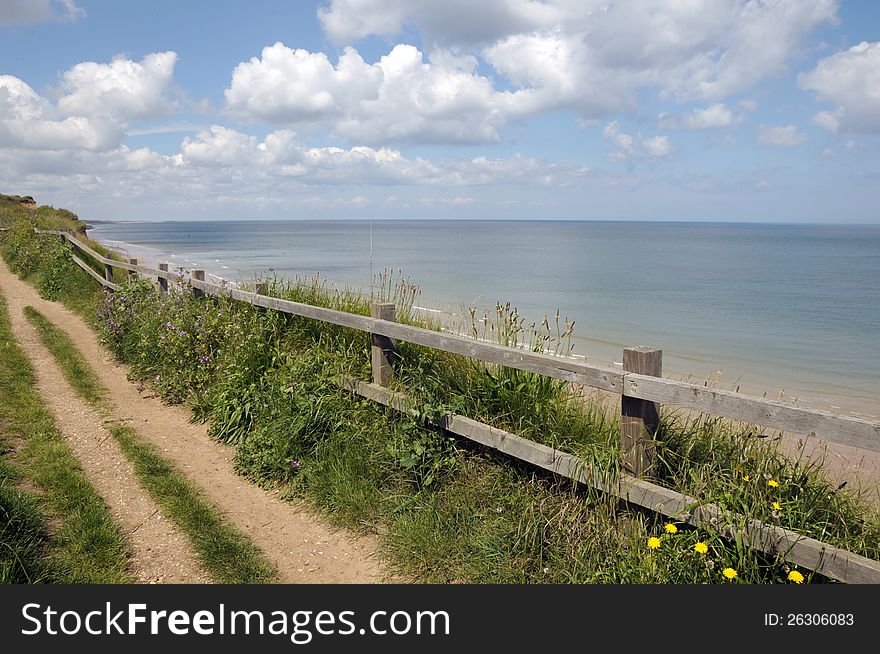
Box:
86, 220, 880, 419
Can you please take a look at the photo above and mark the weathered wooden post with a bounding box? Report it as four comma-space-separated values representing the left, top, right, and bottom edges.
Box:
254, 281, 267, 295
158, 263, 169, 292
192, 269, 205, 298
621, 346, 662, 476
128, 258, 138, 282
104, 258, 114, 286
370, 302, 396, 387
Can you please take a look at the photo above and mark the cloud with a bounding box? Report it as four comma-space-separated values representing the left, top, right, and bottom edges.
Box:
225, 44, 380, 123
603, 121, 672, 160
0, 52, 178, 154
684, 103, 740, 129
0, 0, 84, 26
225, 42, 503, 144
643, 136, 673, 157
317, 0, 838, 113
180, 126, 261, 167
0, 75, 122, 151
2, 107, 593, 195
223, 3, 838, 144
57, 51, 179, 120
799, 41, 880, 133
317, 0, 554, 47
758, 124, 807, 148
659, 103, 741, 129
170, 125, 589, 189
676, 0, 838, 101
127, 121, 209, 137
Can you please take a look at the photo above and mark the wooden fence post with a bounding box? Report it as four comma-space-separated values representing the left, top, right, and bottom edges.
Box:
192, 269, 205, 298
128, 258, 138, 282
254, 281, 267, 295
621, 346, 662, 476
104, 259, 114, 286
158, 263, 169, 292
370, 302, 396, 387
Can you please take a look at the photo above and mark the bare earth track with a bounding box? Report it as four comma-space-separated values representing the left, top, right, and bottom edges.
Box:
0, 257, 386, 584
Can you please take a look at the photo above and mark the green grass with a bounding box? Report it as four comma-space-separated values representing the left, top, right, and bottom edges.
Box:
24, 306, 106, 406
0, 295, 132, 583
107, 423, 278, 584
0, 193, 85, 233
23, 305, 278, 584
0, 198, 126, 321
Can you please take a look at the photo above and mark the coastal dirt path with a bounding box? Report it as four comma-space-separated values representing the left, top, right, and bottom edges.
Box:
1, 269, 208, 583
0, 258, 387, 583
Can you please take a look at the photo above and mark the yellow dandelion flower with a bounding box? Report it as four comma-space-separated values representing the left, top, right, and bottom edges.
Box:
742, 475, 750, 481
768, 479, 779, 488
788, 570, 805, 584
647, 537, 662, 550
664, 523, 678, 534
772, 501, 782, 511
722, 567, 738, 580
694, 542, 708, 555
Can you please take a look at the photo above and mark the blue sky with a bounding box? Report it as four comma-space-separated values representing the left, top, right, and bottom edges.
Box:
1, 0, 878, 222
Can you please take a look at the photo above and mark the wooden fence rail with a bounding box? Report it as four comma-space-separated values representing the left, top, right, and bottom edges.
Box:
34, 226, 880, 583
343, 378, 880, 584
44, 229, 880, 454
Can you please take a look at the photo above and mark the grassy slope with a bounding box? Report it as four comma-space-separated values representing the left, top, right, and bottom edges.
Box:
0, 295, 132, 583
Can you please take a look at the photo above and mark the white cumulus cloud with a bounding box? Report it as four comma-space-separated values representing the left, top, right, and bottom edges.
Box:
318, 0, 838, 110
0, 76, 122, 151
225, 44, 380, 123
224, 3, 838, 144
225, 42, 503, 144
0, 52, 178, 154
799, 41, 880, 133
57, 51, 179, 120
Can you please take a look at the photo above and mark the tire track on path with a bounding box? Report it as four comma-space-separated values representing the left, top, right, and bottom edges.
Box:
0, 270, 208, 583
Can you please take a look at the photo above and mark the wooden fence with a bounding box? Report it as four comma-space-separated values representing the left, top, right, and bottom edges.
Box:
31, 227, 880, 583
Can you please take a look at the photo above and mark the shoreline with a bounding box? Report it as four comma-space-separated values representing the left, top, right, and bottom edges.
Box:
87, 232, 880, 422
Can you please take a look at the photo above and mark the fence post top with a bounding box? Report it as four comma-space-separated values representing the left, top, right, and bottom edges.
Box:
625, 346, 662, 354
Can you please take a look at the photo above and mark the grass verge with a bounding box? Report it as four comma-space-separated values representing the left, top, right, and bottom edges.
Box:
24, 306, 106, 406
0, 294, 131, 583
23, 305, 278, 584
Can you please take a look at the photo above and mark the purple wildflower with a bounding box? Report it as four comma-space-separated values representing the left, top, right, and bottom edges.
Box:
290, 460, 302, 470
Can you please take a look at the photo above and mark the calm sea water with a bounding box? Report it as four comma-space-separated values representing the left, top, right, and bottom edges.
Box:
87, 220, 880, 418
